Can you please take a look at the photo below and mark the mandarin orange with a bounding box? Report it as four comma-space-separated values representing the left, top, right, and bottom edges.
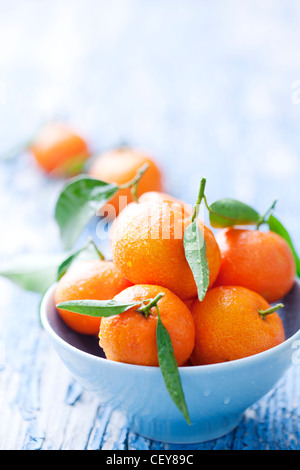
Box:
190, 285, 285, 365
54, 259, 132, 335
99, 284, 195, 367
110, 199, 221, 301
30, 122, 89, 176
215, 228, 296, 303
88, 147, 163, 216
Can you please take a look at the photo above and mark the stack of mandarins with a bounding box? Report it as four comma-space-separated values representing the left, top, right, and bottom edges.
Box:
55, 168, 296, 368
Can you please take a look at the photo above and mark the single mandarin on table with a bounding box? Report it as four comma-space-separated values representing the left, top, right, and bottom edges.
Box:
30, 122, 89, 176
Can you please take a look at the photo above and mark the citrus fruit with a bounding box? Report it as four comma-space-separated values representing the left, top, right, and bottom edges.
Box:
54, 259, 132, 335
110, 199, 221, 300
30, 122, 89, 176
139, 191, 192, 218
190, 285, 285, 365
99, 284, 195, 366
215, 228, 296, 303
88, 147, 163, 216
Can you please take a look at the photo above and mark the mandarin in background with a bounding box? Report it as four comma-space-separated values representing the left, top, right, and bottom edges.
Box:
190, 286, 285, 366
99, 284, 195, 367
215, 228, 296, 303
54, 259, 132, 336
110, 198, 221, 301
30, 122, 90, 176
88, 147, 163, 216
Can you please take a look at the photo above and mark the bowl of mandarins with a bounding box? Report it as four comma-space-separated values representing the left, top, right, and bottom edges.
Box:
40, 166, 300, 444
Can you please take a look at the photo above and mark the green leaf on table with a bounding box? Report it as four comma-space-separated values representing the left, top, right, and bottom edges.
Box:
268, 214, 300, 277
54, 175, 118, 250
56, 299, 141, 317
209, 198, 260, 228
156, 310, 191, 425
0, 253, 68, 293
184, 219, 209, 301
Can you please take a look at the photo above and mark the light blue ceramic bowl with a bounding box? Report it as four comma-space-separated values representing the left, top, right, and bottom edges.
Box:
40, 281, 300, 444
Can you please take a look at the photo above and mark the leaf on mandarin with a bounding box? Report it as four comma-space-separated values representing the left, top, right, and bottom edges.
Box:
156, 310, 191, 425
268, 214, 300, 277
54, 175, 118, 249
57, 238, 104, 280
56, 299, 141, 317
209, 198, 260, 228
184, 219, 209, 301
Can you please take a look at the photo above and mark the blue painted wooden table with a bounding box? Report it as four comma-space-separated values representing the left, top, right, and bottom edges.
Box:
0, 0, 300, 450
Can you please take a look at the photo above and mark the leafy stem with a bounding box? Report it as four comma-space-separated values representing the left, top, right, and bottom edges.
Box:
191, 177, 206, 222
256, 199, 278, 229
55, 163, 150, 249
119, 162, 150, 203
57, 236, 104, 280
185, 177, 210, 302
88, 237, 105, 261
138, 293, 165, 318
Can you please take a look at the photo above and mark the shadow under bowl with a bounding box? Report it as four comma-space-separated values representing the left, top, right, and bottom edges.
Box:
40, 280, 300, 444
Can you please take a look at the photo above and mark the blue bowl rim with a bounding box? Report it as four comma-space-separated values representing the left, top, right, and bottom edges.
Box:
40, 281, 300, 376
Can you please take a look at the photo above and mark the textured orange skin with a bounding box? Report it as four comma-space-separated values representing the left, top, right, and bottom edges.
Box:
139, 191, 182, 204
215, 228, 296, 303
140, 190, 191, 208
99, 284, 195, 367
190, 286, 286, 365
110, 200, 221, 301
88, 148, 163, 216
30, 122, 89, 175
54, 260, 133, 336
183, 298, 197, 310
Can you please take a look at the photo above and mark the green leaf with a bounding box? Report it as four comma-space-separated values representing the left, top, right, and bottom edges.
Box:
57, 247, 86, 280
54, 175, 118, 249
268, 214, 300, 277
57, 237, 104, 280
184, 220, 209, 301
0, 253, 68, 293
56, 299, 141, 317
156, 310, 191, 425
209, 198, 260, 228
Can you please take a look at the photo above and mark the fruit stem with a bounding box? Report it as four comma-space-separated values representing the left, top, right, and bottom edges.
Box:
138, 293, 165, 318
258, 303, 284, 318
87, 237, 105, 260
256, 199, 278, 229
119, 162, 150, 203
191, 177, 207, 222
